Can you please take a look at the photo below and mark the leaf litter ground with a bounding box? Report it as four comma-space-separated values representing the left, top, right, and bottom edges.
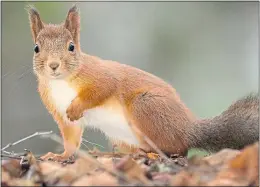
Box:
1, 132, 259, 186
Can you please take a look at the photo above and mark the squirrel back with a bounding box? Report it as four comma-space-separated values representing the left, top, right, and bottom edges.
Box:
189, 93, 259, 152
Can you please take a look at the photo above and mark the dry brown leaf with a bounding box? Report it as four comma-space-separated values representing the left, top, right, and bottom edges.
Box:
97, 157, 116, 170
147, 152, 160, 160
152, 172, 172, 184
115, 155, 151, 184
66, 157, 99, 174
8, 178, 38, 186
207, 170, 249, 186
203, 149, 240, 166
171, 143, 259, 186
229, 142, 258, 170
1, 169, 11, 186
219, 142, 259, 186
1, 159, 21, 178
170, 171, 202, 186
39, 161, 78, 185
39, 157, 100, 185
43, 167, 78, 185
207, 178, 248, 186
39, 161, 63, 176
72, 172, 119, 186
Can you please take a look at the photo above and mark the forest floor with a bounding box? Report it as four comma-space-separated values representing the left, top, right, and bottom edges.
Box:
1, 132, 259, 186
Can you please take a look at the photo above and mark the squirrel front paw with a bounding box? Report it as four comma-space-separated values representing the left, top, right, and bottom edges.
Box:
66, 100, 84, 122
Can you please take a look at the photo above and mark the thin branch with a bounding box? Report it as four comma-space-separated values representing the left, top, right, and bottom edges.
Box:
1, 150, 15, 155
1, 154, 22, 160
1, 131, 53, 151
82, 138, 105, 149
131, 125, 170, 161
81, 141, 90, 150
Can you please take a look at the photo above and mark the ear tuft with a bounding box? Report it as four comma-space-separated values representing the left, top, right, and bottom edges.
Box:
68, 4, 79, 14
64, 4, 80, 45
26, 4, 44, 43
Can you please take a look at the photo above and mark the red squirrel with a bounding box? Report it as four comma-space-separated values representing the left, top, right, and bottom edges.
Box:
27, 5, 259, 161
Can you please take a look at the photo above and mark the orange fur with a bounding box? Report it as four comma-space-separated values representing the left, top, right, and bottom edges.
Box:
37, 52, 195, 159
28, 5, 195, 160
28, 5, 258, 161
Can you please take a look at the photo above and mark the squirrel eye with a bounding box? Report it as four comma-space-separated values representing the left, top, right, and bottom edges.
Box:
34, 44, 39, 53
68, 42, 75, 52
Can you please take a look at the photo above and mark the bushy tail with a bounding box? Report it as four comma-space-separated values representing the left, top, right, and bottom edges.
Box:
188, 93, 259, 152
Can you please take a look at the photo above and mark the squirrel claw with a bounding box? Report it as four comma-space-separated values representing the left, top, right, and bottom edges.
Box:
40, 152, 70, 162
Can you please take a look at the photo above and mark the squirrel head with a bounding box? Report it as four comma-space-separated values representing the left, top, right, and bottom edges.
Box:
27, 5, 82, 79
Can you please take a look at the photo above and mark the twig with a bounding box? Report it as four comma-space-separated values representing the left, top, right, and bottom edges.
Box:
1, 154, 22, 160
1, 131, 53, 151
81, 138, 105, 149
81, 141, 90, 150
131, 125, 170, 161
1, 150, 15, 155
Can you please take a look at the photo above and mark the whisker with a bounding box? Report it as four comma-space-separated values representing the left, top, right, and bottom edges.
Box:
18, 67, 33, 80
7, 68, 34, 98
2, 64, 32, 80
33, 64, 45, 74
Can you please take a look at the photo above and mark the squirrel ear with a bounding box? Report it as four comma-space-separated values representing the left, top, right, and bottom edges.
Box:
27, 5, 44, 43
64, 5, 80, 45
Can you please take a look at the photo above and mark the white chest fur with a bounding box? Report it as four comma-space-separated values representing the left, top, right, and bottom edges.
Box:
49, 80, 77, 115
48, 80, 139, 146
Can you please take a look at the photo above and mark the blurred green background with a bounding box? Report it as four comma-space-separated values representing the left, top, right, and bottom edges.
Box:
2, 2, 258, 157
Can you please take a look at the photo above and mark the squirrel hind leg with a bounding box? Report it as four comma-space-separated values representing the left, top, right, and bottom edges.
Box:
126, 90, 190, 156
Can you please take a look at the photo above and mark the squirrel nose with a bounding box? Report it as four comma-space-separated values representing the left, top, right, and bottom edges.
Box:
48, 62, 60, 71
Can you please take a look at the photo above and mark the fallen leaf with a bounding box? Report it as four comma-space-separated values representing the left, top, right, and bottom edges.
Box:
170, 170, 201, 186
8, 178, 37, 186
115, 155, 151, 184
97, 157, 116, 170
147, 153, 160, 160
66, 157, 98, 174
1, 169, 11, 186
1, 159, 21, 178
203, 149, 240, 166
152, 172, 172, 184
72, 172, 119, 186
39, 161, 63, 176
